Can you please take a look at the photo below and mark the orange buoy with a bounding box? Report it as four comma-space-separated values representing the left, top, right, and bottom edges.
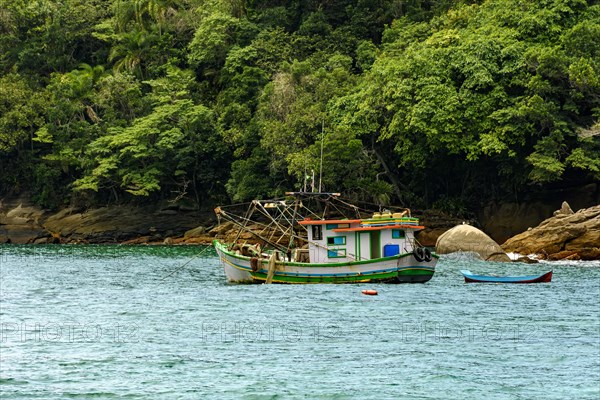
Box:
361, 289, 378, 296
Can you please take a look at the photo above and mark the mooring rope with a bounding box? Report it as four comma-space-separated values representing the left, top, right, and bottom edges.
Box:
160, 245, 212, 281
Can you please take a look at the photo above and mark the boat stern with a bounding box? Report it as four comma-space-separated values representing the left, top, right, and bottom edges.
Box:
395, 252, 437, 283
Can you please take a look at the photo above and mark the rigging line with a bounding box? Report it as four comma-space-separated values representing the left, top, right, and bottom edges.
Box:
251, 203, 306, 251
334, 197, 365, 216
329, 197, 349, 217
321, 201, 330, 220
276, 206, 298, 234
293, 200, 319, 220
257, 219, 277, 239
286, 199, 301, 254
340, 196, 409, 214
236, 215, 277, 243
228, 213, 267, 232
251, 206, 282, 240
217, 210, 288, 252
297, 196, 325, 220
327, 197, 350, 219
219, 201, 254, 211
255, 202, 292, 246
160, 245, 212, 281
268, 220, 280, 246
335, 196, 367, 213
272, 213, 289, 244
232, 201, 256, 244
272, 206, 293, 239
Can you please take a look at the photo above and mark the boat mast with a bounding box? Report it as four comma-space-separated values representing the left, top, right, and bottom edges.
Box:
318, 118, 324, 193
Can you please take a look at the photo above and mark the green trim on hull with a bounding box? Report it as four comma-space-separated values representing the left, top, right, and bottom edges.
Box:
397, 269, 434, 276
248, 270, 400, 284
247, 269, 434, 284
396, 270, 435, 283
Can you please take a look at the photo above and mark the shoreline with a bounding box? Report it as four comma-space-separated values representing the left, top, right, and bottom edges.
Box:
2, 195, 599, 261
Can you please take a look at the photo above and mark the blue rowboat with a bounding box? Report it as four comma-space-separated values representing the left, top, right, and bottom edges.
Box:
460, 270, 552, 284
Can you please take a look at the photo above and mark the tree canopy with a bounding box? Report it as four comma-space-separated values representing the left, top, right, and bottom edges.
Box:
1, 0, 598, 212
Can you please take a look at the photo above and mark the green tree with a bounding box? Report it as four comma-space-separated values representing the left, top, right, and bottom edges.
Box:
0, 0, 111, 75
338, 0, 599, 208
74, 66, 227, 204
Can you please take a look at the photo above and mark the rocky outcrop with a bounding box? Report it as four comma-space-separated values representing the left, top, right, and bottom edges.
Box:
171, 222, 229, 245
479, 183, 599, 244
0, 197, 51, 244
42, 206, 211, 243
502, 203, 600, 260
554, 201, 574, 216
0, 194, 213, 244
435, 224, 511, 262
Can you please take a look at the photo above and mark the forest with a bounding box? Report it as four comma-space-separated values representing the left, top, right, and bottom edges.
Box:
1, 0, 598, 213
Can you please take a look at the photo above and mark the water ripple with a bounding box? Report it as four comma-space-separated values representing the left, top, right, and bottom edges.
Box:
1, 245, 599, 399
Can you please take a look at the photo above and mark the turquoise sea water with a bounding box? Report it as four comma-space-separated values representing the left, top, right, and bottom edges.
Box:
1, 244, 599, 399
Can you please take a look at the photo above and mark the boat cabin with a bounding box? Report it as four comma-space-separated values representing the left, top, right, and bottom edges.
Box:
298, 213, 423, 263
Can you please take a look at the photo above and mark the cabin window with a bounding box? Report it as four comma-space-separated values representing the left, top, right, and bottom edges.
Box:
327, 236, 346, 246
312, 225, 323, 240
392, 229, 405, 239
327, 248, 346, 258
326, 223, 350, 230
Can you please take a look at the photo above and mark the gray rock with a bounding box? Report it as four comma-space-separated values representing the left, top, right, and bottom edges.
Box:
436, 224, 511, 262
0, 194, 215, 244
503, 204, 600, 260
184, 226, 207, 238
553, 201, 574, 216
0, 225, 49, 244
514, 256, 539, 264
560, 201, 574, 215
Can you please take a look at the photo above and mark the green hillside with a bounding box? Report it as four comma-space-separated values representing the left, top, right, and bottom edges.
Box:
1, 0, 598, 211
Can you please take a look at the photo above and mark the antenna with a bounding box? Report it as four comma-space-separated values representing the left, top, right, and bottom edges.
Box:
303, 160, 307, 192
318, 118, 324, 193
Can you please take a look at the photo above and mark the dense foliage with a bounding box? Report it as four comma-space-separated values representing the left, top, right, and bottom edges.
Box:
1, 0, 598, 211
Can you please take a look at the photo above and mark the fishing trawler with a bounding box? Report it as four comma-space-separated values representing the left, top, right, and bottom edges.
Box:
213, 192, 437, 284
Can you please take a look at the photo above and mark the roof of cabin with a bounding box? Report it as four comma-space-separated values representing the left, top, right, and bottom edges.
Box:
298, 219, 361, 225
333, 225, 424, 232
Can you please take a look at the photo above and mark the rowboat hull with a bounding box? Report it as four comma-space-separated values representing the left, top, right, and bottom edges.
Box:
215, 241, 437, 284
460, 270, 552, 284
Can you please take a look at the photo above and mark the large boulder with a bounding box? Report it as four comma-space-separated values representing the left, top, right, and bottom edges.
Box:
502, 203, 600, 260
436, 224, 511, 262
414, 209, 466, 247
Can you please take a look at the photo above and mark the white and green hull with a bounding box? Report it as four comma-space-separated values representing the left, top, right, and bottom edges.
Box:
214, 241, 437, 284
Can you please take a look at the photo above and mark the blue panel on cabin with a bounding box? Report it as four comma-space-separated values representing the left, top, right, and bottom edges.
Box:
332, 236, 345, 245
383, 244, 400, 257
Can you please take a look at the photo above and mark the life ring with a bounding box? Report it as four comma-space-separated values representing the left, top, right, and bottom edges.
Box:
361, 289, 378, 296
413, 247, 425, 262
250, 257, 260, 272
423, 248, 432, 262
